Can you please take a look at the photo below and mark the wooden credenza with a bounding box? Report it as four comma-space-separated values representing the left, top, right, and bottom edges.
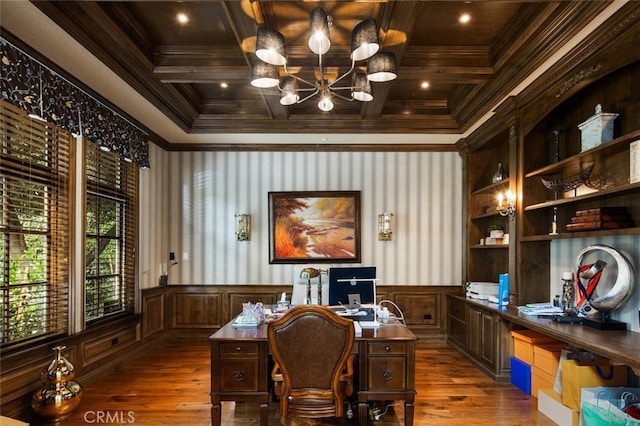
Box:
447, 294, 640, 378
209, 318, 417, 426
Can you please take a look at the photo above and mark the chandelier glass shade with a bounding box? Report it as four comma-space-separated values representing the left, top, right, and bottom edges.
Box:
250, 7, 397, 112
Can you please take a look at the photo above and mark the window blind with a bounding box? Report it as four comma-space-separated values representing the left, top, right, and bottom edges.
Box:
0, 100, 70, 347
84, 141, 137, 322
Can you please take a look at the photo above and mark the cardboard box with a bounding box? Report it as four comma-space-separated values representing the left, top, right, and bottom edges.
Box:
532, 365, 556, 398
533, 343, 565, 374
511, 356, 531, 395
511, 330, 562, 365
538, 388, 580, 426
561, 359, 628, 411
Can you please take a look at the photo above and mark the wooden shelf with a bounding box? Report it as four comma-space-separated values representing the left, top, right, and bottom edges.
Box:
523, 181, 640, 211
471, 244, 509, 249
471, 178, 510, 196
521, 226, 640, 241
525, 129, 640, 178
470, 211, 506, 221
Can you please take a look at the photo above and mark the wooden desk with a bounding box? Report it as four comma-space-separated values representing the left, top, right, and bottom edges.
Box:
451, 296, 640, 376
209, 318, 417, 426
500, 305, 640, 375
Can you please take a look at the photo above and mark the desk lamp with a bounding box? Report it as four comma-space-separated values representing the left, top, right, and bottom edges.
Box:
299, 268, 327, 304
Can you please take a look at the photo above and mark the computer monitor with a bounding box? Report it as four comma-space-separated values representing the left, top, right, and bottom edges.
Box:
328, 267, 376, 307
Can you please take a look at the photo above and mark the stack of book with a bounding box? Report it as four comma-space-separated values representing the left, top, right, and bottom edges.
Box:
565, 207, 633, 232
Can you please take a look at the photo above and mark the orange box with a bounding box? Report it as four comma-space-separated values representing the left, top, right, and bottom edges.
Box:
561, 359, 628, 411
533, 343, 565, 374
531, 365, 556, 398
511, 330, 561, 365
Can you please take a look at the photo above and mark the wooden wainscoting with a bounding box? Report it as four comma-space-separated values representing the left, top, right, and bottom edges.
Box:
0, 315, 150, 420
141, 285, 461, 342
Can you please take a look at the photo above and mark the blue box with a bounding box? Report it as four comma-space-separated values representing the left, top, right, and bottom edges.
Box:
511, 356, 531, 394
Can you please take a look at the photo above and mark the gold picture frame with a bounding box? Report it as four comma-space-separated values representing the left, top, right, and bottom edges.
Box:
268, 191, 361, 264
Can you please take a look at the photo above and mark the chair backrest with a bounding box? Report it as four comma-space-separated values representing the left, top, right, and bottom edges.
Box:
268, 304, 355, 418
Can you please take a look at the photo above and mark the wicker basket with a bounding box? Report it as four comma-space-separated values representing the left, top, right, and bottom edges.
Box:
540, 164, 594, 193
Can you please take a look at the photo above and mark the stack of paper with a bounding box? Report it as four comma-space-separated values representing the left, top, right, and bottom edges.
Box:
517, 303, 563, 317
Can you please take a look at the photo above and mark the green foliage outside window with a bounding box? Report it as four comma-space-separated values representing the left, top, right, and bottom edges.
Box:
3, 216, 48, 342
85, 178, 126, 321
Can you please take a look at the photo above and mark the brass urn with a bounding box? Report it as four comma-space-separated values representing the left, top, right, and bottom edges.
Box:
31, 346, 83, 422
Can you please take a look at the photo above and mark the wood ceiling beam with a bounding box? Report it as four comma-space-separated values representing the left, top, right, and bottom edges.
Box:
221, 1, 289, 120
152, 44, 493, 84
30, 1, 200, 134
450, 1, 612, 132
191, 114, 459, 134
360, 1, 420, 119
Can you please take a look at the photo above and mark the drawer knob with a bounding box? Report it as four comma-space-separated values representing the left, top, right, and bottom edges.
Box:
382, 369, 393, 382
235, 346, 242, 352
233, 370, 245, 382
385, 346, 390, 352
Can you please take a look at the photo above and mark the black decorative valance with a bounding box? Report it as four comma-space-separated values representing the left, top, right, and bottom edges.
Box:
1, 37, 150, 168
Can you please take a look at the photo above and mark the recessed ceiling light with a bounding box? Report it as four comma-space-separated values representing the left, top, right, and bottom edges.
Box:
177, 13, 189, 24
421, 81, 430, 89
220, 82, 228, 89
459, 13, 471, 24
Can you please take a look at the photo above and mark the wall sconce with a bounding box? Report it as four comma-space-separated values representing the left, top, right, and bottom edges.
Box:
378, 212, 393, 241
235, 214, 251, 241
497, 190, 516, 219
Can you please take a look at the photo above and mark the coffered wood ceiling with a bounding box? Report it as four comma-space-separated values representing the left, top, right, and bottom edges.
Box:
5, 1, 615, 147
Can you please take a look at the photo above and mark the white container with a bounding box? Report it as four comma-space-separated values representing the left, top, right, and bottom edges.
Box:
578, 104, 618, 152
490, 229, 504, 239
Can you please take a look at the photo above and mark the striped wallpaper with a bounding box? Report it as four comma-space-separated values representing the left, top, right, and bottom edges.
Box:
139, 145, 464, 289
138, 144, 639, 332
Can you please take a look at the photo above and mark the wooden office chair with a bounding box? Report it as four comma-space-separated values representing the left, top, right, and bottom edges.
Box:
268, 305, 355, 425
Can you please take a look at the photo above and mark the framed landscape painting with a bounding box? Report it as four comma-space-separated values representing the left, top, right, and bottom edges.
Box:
268, 191, 361, 264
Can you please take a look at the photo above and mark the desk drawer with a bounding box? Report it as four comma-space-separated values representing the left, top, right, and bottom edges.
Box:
368, 357, 407, 390
220, 342, 259, 355
220, 358, 259, 391
368, 342, 407, 355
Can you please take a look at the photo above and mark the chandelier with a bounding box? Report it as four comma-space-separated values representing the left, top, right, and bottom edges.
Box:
250, 7, 397, 112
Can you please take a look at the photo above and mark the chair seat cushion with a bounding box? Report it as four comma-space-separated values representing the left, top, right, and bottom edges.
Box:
288, 395, 336, 418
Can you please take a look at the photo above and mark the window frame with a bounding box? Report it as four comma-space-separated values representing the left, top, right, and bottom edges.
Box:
1, 101, 71, 348
83, 140, 138, 325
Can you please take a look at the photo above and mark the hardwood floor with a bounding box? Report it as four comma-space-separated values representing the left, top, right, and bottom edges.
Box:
36, 342, 555, 426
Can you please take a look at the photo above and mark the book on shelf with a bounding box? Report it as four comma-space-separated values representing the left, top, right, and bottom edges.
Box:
566, 221, 634, 232
567, 206, 633, 232
574, 207, 628, 216
570, 213, 630, 223
631, 139, 639, 184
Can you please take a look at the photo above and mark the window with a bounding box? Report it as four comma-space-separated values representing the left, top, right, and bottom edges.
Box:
84, 142, 137, 322
1, 101, 70, 347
